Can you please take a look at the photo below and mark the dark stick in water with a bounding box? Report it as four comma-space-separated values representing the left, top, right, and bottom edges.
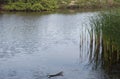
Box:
47, 71, 63, 78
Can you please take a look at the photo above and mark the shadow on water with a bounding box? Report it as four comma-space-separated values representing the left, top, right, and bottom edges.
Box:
85, 9, 120, 79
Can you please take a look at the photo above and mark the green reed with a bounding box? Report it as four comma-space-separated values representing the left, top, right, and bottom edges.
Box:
89, 9, 120, 73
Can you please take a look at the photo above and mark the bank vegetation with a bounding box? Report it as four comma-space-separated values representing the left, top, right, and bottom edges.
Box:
0, 0, 120, 11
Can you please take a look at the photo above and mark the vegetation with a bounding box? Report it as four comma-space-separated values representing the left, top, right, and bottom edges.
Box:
1, 0, 58, 11
0, 0, 120, 11
101, 11, 120, 73
57, 0, 120, 9
90, 9, 120, 74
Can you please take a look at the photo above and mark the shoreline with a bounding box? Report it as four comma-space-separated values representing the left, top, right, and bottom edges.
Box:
0, 4, 120, 13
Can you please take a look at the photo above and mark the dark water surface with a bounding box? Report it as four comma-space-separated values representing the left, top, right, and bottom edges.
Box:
0, 11, 119, 79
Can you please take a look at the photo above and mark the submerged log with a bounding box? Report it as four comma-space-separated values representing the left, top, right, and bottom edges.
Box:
47, 71, 63, 78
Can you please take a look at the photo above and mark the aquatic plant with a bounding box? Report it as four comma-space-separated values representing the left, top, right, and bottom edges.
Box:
89, 9, 120, 73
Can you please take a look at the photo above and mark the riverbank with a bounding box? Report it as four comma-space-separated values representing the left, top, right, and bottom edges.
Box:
58, 0, 120, 9
0, 0, 120, 12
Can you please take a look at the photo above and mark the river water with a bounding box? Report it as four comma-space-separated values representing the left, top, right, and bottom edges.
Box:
0, 11, 119, 79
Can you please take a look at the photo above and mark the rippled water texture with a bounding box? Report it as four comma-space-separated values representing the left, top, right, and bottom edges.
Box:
0, 11, 119, 79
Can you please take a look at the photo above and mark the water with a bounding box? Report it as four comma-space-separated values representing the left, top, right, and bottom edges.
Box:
0, 11, 119, 79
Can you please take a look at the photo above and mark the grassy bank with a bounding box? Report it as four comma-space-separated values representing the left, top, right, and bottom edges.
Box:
0, 0, 120, 12
1, 0, 58, 11
58, 0, 120, 9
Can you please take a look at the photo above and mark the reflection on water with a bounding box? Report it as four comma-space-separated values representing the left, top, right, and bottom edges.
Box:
89, 10, 120, 79
0, 11, 119, 79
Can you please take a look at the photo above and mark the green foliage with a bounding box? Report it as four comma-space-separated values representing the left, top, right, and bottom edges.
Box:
114, 0, 120, 2
1, 0, 120, 11
101, 11, 120, 47
91, 9, 120, 48
30, 3, 44, 11
3, 0, 58, 11
76, 0, 106, 7
4, 2, 31, 11
90, 9, 120, 72
40, 0, 58, 10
